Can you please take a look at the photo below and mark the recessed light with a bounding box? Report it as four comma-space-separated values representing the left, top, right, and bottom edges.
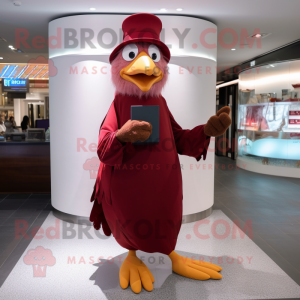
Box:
90, 8, 96, 11
8, 45, 14, 48
250, 33, 270, 39
0, 57, 3, 59
160, 8, 167, 12
176, 8, 183, 11
231, 48, 236, 51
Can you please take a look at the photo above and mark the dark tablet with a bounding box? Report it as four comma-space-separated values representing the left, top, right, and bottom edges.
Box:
131, 105, 159, 144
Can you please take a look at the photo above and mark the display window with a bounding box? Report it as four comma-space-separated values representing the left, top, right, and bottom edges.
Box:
238, 60, 300, 168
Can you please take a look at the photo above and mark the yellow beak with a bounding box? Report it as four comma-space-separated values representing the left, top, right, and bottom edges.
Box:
120, 51, 163, 92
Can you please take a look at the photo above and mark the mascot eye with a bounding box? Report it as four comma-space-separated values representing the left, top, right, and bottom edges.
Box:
122, 44, 138, 61
148, 44, 161, 62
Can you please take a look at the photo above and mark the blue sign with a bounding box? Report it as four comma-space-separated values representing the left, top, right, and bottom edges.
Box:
2, 78, 29, 92
4, 79, 27, 87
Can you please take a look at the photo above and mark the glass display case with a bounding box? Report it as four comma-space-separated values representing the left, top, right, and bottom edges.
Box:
237, 60, 300, 171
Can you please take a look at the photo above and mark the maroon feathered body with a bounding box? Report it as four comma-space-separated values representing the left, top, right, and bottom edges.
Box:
90, 42, 211, 255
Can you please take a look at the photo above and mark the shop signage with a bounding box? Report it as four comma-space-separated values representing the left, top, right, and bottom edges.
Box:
2, 78, 29, 92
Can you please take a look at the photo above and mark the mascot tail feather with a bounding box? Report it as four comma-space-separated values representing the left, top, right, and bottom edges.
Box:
89, 186, 111, 236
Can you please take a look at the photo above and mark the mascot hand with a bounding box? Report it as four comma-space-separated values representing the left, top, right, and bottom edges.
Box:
116, 120, 152, 143
204, 106, 231, 137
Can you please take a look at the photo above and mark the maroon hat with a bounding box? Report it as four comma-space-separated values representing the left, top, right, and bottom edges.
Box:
109, 13, 171, 64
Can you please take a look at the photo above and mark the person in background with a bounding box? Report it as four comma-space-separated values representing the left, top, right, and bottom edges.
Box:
9, 116, 17, 128
0, 115, 6, 136
21, 115, 30, 132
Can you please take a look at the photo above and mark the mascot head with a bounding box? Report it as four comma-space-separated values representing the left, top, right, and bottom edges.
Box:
109, 13, 170, 98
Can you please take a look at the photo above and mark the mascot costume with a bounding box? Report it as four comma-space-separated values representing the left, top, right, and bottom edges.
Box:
90, 13, 231, 294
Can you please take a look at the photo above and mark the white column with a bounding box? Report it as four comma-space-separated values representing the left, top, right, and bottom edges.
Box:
49, 14, 217, 217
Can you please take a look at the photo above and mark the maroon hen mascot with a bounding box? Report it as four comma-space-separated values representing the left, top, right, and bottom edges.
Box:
90, 13, 231, 293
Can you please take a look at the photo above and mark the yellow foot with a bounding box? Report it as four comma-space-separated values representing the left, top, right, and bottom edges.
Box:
169, 251, 222, 280
119, 250, 155, 293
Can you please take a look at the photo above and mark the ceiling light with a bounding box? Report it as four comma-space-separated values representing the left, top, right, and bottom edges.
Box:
160, 8, 167, 11
269, 64, 275, 67
9, 45, 14, 48
231, 48, 236, 51
176, 8, 183, 11
250, 33, 271, 39
90, 8, 96, 11
0, 57, 3, 59
216, 79, 239, 89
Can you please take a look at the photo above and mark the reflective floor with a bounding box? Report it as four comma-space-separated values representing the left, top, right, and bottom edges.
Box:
0, 156, 300, 299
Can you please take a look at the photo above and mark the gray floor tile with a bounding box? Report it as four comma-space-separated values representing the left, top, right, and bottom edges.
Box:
24, 197, 51, 204
286, 233, 300, 244
5, 194, 31, 200
0, 217, 8, 225
272, 223, 300, 235
19, 203, 48, 210
0, 225, 18, 237
0, 204, 24, 210
0, 199, 27, 210
28, 193, 51, 199
0, 210, 49, 285
267, 215, 300, 224
0, 210, 15, 218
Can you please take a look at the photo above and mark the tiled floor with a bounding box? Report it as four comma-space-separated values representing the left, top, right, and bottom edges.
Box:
0, 155, 300, 299
213, 155, 300, 288
0, 193, 52, 286
1, 210, 300, 300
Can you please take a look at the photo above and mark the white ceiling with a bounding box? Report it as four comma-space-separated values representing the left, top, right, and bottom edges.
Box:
0, 0, 300, 71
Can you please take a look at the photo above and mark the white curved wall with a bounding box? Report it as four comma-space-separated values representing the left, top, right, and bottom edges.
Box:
49, 14, 217, 217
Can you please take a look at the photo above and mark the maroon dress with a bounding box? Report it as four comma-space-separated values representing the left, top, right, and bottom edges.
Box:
90, 93, 210, 255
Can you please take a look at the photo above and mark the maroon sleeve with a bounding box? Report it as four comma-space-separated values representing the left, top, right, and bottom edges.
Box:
97, 101, 125, 166
167, 106, 211, 161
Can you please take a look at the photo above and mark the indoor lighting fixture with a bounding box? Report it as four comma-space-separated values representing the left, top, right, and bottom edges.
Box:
8, 45, 14, 48
231, 48, 236, 51
176, 8, 183, 11
0, 57, 3, 59
90, 8, 96, 11
216, 79, 239, 89
160, 8, 167, 12
250, 33, 271, 39
269, 64, 275, 67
